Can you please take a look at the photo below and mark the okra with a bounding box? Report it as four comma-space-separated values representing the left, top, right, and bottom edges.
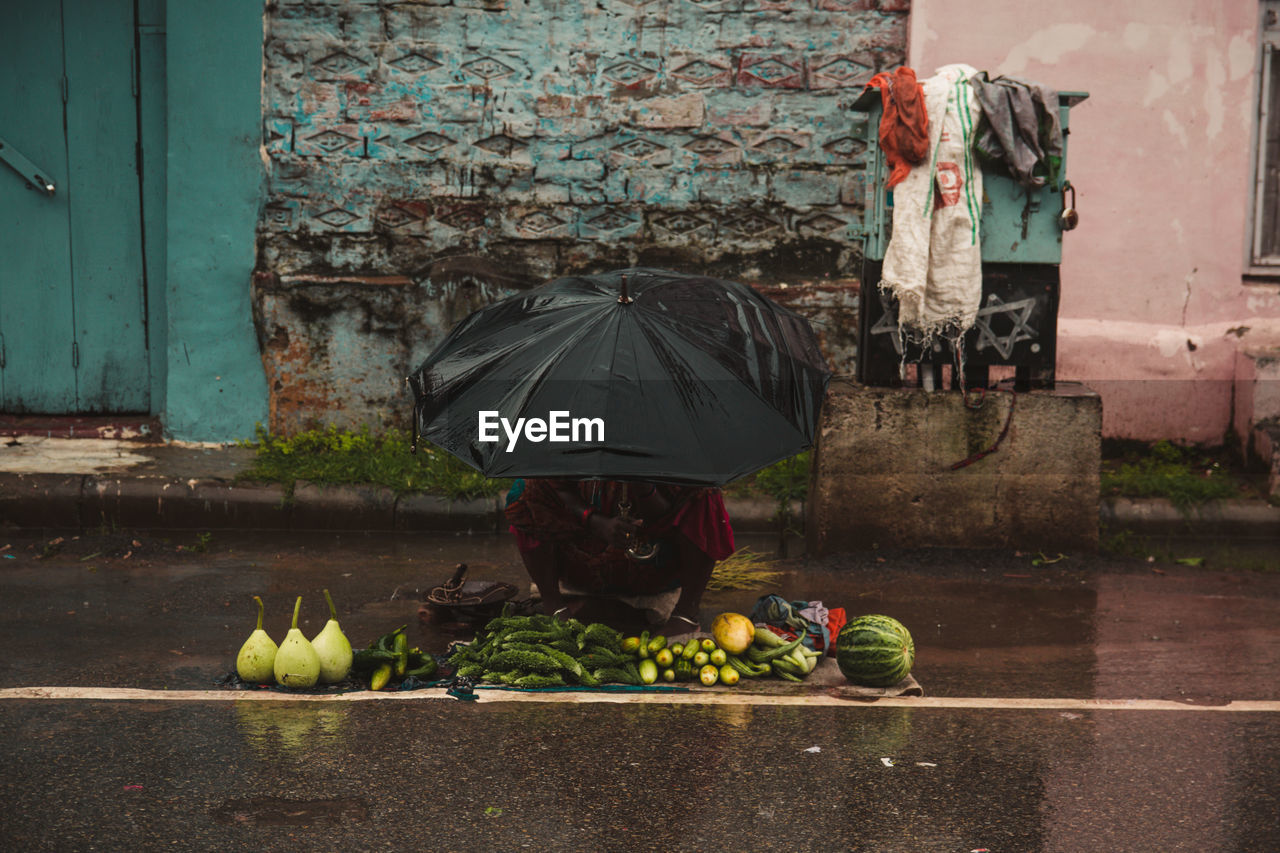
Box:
727, 655, 765, 678
770, 656, 807, 679
772, 665, 804, 683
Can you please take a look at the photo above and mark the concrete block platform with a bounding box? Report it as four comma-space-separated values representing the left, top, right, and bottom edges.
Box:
807, 380, 1102, 554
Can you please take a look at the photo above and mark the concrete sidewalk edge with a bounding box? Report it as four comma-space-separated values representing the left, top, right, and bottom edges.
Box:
1101, 496, 1280, 539
0, 470, 803, 536
3, 468, 1277, 543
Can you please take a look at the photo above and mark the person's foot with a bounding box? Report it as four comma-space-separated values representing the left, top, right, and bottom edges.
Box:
543, 599, 584, 621
659, 612, 701, 640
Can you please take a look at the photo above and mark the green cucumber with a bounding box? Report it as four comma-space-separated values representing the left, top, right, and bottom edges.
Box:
638, 658, 659, 685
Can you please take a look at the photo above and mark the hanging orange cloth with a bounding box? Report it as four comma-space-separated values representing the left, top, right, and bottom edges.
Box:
865, 67, 929, 189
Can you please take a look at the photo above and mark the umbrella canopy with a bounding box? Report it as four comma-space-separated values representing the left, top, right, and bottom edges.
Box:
407, 267, 832, 486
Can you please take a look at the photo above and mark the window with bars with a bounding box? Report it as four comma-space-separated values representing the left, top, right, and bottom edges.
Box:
1252, 2, 1280, 267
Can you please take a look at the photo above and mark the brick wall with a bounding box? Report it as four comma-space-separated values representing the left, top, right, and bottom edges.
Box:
255, 0, 908, 433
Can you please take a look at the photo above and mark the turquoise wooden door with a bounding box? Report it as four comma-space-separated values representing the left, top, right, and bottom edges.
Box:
0, 0, 149, 414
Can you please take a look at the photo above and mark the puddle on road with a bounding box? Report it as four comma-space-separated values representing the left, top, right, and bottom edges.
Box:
5, 528, 1278, 701
211, 795, 369, 826
1128, 533, 1280, 573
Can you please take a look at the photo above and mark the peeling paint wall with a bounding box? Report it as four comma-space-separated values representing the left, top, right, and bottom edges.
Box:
256, 0, 906, 434
910, 0, 1280, 445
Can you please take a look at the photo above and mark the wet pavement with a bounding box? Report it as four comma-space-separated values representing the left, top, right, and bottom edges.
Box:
1, 530, 1278, 850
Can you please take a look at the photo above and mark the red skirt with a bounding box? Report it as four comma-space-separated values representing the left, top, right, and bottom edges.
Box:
506, 479, 735, 595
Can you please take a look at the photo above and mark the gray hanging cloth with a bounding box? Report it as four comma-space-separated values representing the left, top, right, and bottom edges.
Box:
968, 72, 1064, 189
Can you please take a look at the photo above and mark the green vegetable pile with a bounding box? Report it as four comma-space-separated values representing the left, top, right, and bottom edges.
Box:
352, 624, 438, 690
447, 613, 824, 690
448, 613, 638, 688
621, 625, 821, 686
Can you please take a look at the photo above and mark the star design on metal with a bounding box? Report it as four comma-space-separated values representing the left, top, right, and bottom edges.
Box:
868, 291, 904, 355
973, 294, 1038, 359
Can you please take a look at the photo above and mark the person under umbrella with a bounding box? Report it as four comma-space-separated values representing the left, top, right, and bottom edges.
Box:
504, 477, 735, 637
408, 267, 831, 633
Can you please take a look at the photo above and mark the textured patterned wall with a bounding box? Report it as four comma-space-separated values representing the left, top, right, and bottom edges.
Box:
255, 0, 908, 433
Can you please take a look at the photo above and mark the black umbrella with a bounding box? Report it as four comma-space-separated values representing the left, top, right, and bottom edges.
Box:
407, 267, 832, 486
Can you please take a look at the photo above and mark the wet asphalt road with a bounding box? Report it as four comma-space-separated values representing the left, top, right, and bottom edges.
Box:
1, 529, 1278, 851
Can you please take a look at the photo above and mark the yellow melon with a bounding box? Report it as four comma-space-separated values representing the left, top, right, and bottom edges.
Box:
711, 611, 755, 655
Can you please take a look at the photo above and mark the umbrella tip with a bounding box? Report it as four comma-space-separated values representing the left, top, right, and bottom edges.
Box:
618, 273, 633, 304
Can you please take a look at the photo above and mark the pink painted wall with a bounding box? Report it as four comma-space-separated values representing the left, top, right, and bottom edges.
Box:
909, 0, 1280, 445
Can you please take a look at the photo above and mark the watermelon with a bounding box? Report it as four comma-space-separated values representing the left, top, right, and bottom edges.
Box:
836, 614, 914, 687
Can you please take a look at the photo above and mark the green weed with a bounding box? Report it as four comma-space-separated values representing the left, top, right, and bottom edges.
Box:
724, 451, 810, 537
1101, 440, 1242, 512
236, 424, 509, 502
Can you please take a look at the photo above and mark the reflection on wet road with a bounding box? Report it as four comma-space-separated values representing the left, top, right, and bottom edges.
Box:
1, 530, 1277, 849
1, 700, 1276, 852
